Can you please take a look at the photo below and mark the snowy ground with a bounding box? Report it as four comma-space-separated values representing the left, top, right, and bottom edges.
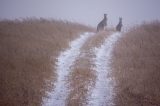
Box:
43, 32, 94, 106
43, 32, 121, 106
87, 32, 121, 106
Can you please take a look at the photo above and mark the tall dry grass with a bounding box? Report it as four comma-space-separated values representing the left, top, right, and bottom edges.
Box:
0, 18, 93, 106
111, 21, 160, 106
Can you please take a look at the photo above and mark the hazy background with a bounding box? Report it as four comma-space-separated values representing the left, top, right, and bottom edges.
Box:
0, 0, 160, 27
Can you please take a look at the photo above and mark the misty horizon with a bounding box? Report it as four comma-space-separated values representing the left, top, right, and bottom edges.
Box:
1, 0, 160, 27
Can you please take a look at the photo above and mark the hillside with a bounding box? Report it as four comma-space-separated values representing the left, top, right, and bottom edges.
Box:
1, 18, 160, 106
111, 21, 160, 106
0, 18, 93, 106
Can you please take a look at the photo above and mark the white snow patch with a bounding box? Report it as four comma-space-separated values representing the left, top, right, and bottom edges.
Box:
43, 32, 94, 106
87, 32, 121, 106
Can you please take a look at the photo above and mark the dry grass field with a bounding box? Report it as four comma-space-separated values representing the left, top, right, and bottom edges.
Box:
2, 17, 159, 106
0, 18, 93, 106
111, 21, 160, 106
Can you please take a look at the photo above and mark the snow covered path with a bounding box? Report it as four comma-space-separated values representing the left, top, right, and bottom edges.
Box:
43, 32, 94, 106
43, 32, 122, 106
87, 32, 121, 106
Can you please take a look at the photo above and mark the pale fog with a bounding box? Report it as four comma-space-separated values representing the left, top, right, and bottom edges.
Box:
0, 0, 160, 27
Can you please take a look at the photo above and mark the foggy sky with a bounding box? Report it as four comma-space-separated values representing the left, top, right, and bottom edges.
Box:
1, 0, 160, 27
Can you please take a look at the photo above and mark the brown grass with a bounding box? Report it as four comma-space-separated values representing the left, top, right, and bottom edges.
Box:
0, 18, 93, 106
66, 34, 97, 106
111, 21, 160, 106
83, 30, 113, 49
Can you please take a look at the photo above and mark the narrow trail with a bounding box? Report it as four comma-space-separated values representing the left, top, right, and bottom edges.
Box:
43, 32, 94, 106
43, 32, 121, 106
87, 32, 121, 106
66, 37, 96, 106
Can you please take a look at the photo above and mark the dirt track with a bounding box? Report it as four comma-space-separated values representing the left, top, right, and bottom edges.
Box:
43, 31, 121, 106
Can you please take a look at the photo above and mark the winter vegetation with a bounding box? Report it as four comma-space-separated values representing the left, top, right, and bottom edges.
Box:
0, 18, 93, 106
0, 17, 160, 106
111, 21, 160, 106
